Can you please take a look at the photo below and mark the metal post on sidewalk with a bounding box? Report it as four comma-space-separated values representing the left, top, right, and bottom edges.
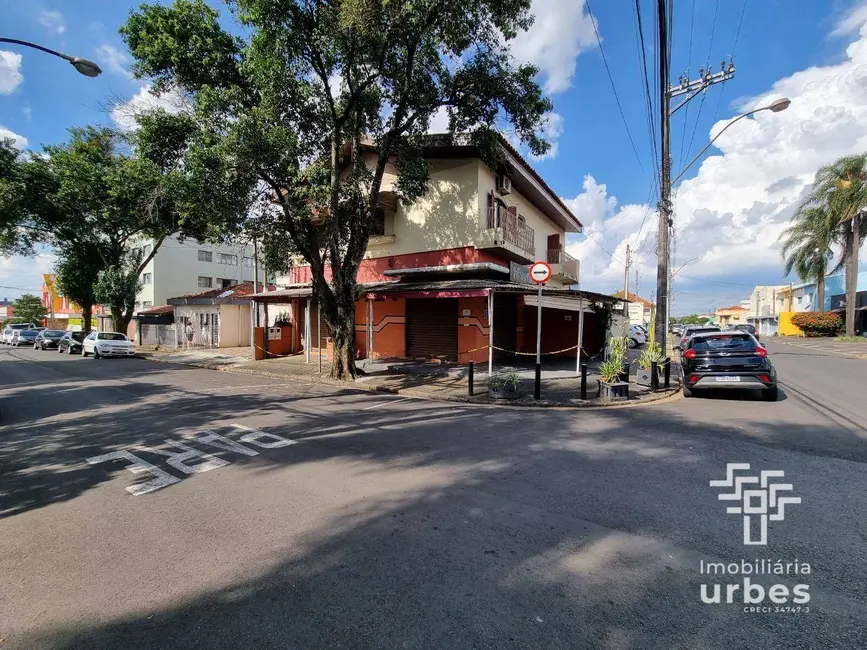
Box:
651, 361, 659, 391
664, 357, 671, 388
305, 298, 311, 363
535, 283, 542, 400
317, 300, 321, 373
488, 290, 494, 377
576, 294, 584, 376
468, 361, 474, 396
580, 363, 587, 400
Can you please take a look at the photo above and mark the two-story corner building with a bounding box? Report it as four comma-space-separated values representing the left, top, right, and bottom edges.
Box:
258, 135, 615, 366
133, 235, 257, 311
612, 291, 653, 327
40, 273, 97, 330
715, 305, 748, 327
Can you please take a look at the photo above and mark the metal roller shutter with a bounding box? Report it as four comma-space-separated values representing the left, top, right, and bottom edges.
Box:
406, 298, 458, 360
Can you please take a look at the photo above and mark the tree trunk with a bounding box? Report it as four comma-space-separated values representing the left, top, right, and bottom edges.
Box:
816, 270, 825, 313
112, 308, 133, 338
327, 281, 358, 380
846, 213, 859, 336
81, 303, 93, 334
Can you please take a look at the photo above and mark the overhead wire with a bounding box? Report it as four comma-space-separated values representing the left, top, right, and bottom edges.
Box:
633, 0, 659, 175
585, 0, 646, 174
677, 0, 697, 170
708, 0, 749, 145
682, 0, 720, 172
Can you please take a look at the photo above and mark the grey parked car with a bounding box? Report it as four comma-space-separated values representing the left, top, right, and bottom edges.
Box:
11, 329, 39, 346
35, 329, 67, 350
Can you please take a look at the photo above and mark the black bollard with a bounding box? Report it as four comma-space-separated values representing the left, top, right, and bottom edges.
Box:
664, 357, 671, 388
651, 361, 659, 391
534, 362, 541, 400
621, 362, 630, 383
468, 361, 474, 396
580, 363, 587, 399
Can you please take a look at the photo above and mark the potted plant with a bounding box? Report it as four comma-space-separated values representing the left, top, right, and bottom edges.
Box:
636, 341, 666, 387
598, 336, 629, 399
488, 371, 521, 399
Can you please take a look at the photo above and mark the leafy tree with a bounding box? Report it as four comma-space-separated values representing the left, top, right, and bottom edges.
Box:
791, 311, 843, 337
55, 243, 103, 333
804, 154, 867, 335
12, 294, 48, 325
0, 127, 210, 337
121, 0, 554, 378
95, 253, 144, 334
779, 205, 835, 313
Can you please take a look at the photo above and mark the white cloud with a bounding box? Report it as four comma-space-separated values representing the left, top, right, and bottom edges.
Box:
0, 51, 23, 94
0, 252, 56, 301
527, 111, 564, 161
565, 16, 867, 309
510, 0, 596, 95
95, 44, 131, 78
428, 106, 450, 133
111, 85, 189, 131
39, 9, 65, 35
0, 126, 28, 149
833, 2, 867, 36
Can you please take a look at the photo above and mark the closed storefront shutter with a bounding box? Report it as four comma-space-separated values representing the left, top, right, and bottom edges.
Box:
309, 300, 332, 347
406, 298, 458, 360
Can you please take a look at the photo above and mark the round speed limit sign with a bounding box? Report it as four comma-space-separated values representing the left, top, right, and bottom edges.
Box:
529, 261, 552, 284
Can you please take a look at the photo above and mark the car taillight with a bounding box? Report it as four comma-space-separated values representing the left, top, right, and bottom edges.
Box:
755, 347, 768, 357
689, 374, 698, 383
759, 374, 770, 383
683, 349, 696, 359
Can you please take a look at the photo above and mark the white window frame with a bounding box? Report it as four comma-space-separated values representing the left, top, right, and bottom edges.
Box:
218, 253, 238, 266
198, 276, 213, 289
198, 250, 213, 263
141, 272, 152, 285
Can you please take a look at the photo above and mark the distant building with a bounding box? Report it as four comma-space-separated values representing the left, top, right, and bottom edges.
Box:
716, 305, 748, 327
0, 298, 13, 321
744, 285, 788, 336
131, 235, 256, 311
612, 290, 653, 327
40, 274, 97, 330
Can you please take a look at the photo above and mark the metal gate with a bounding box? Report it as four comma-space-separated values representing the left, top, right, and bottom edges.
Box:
406, 298, 458, 360
177, 310, 220, 348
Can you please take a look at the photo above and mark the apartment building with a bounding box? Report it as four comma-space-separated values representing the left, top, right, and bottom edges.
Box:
134, 235, 256, 310
257, 135, 616, 365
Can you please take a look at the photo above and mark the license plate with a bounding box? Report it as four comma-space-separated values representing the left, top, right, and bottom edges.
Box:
715, 376, 741, 383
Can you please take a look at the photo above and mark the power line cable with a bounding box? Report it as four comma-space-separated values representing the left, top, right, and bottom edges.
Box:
682, 0, 720, 172
585, 0, 646, 173
708, 0, 748, 145
633, 0, 659, 173
677, 0, 697, 170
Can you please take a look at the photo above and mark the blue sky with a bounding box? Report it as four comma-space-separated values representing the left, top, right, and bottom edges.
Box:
2, 0, 867, 313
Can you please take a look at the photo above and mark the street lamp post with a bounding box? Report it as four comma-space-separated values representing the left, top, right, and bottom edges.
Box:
0, 38, 102, 77
673, 97, 790, 185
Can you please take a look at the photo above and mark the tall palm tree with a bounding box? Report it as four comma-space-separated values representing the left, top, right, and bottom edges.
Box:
779, 204, 835, 312
805, 154, 867, 335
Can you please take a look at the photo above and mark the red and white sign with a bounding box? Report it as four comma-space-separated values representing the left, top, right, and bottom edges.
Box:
529, 261, 552, 284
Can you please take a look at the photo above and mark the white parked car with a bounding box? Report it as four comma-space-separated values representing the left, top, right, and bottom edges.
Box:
629, 324, 648, 348
2, 323, 36, 344
82, 331, 136, 358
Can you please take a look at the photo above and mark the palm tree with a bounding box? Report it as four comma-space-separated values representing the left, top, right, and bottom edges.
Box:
805, 155, 867, 335
779, 205, 835, 312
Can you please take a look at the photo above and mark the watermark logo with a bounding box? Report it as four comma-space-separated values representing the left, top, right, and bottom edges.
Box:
710, 463, 801, 545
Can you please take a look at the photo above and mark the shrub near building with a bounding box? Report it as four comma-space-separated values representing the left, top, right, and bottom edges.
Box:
790, 311, 843, 336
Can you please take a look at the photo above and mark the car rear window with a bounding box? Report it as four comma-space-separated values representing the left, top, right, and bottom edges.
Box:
98, 333, 128, 341
691, 334, 756, 351
71, 332, 86, 342
45, 330, 65, 336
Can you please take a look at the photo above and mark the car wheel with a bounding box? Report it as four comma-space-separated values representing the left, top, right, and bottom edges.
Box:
82, 348, 88, 357
629, 338, 639, 348
93, 349, 100, 359
762, 386, 779, 402
682, 384, 694, 398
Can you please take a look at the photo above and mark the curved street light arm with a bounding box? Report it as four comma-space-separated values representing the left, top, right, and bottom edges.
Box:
672, 109, 762, 185
0, 37, 73, 61
0, 37, 102, 77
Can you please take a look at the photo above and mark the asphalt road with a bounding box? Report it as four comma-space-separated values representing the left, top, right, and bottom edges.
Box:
1, 341, 867, 649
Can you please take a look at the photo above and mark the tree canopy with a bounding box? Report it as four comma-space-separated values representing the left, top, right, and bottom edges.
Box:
12, 294, 47, 325
121, 0, 555, 377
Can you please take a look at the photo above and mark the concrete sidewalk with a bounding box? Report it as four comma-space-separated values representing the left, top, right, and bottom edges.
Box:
143, 349, 679, 407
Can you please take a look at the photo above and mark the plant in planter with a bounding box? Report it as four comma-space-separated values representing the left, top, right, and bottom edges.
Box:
488, 371, 522, 399
607, 335, 630, 382
598, 357, 629, 400
636, 341, 666, 387
274, 310, 292, 327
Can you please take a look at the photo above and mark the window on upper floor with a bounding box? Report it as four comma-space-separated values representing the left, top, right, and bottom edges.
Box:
198, 276, 213, 288
142, 244, 152, 259
242, 256, 253, 268
218, 253, 238, 265
198, 250, 213, 263
371, 207, 386, 236
141, 272, 152, 285
218, 278, 237, 289
142, 301, 153, 307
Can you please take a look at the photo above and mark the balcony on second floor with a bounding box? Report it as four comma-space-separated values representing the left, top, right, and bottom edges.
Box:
546, 248, 579, 283
476, 205, 536, 263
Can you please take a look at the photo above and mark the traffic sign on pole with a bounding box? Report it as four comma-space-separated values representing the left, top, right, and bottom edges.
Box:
529, 261, 551, 285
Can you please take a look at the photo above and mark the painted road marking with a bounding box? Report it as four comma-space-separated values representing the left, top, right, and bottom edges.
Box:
361, 397, 413, 410
86, 423, 296, 496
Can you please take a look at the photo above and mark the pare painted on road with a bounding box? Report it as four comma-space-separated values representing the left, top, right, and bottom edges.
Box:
86, 424, 297, 496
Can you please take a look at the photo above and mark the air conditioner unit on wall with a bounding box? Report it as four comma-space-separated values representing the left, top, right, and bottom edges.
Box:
496, 174, 512, 195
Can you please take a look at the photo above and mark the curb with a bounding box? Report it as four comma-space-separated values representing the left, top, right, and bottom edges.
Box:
143, 355, 682, 409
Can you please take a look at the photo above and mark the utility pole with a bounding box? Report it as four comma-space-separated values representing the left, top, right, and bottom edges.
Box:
653, 0, 735, 348
623, 244, 631, 322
